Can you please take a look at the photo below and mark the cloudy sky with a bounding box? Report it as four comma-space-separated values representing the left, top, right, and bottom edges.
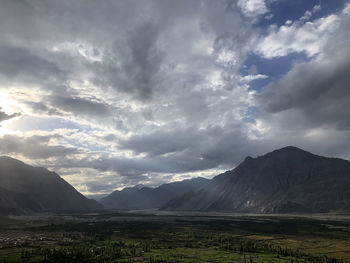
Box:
0, 0, 349, 198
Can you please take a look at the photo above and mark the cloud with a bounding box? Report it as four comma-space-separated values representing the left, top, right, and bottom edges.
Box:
118, 128, 199, 157
240, 74, 268, 83
118, 124, 260, 172
0, 0, 252, 121
255, 13, 341, 58
0, 134, 78, 159
257, 7, 350, 131
48, 95, 113, 118
91, 22, 163, 101
237, 0, 269, 18
0, 108, 21, 123
0, 44, 66, 82
23, 101, 63, 116
300, 5, 321, 21
259, 51, 350, 127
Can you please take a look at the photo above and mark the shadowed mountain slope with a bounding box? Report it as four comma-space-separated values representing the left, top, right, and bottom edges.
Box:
162, 146, 350, 213
0, 156, 102, 214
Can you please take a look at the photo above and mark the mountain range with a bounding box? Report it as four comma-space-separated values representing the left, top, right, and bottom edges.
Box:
162, 146, 350, 213
100, 177, 209, 210
0, 156, 102, 214
2, 146, 350, 215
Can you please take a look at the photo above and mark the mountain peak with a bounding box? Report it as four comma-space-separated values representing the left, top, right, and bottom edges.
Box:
244, 156, 254, 162
240, 146, 315, 168
273, 146, 309, 153
261, 146, 318, 160
263, 146, 310, 155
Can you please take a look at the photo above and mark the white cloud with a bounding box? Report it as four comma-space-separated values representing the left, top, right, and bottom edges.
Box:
255, 14, 341, 58
300, 10, 313, 21
312, 5, 321, 13
240, 74, 268, 83
300, 5, 321, 21
237, 0, 269, 18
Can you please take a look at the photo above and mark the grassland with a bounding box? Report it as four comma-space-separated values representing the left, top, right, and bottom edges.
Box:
0, 213, 350, 262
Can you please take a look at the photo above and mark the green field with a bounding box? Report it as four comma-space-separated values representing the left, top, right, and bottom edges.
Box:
1, 213, 350, 262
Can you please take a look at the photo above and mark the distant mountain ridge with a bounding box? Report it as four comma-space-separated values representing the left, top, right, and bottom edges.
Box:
0, 156, 102, 214
100, 177, 209, 210
162, 146, 350, 213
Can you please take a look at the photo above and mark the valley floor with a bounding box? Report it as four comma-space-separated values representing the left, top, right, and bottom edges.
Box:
0, 212, 349, 262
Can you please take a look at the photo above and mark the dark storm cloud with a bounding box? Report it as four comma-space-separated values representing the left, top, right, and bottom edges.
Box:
92, 22, 163, 100
0, 134, 78, 159
260, 53, 350, 129
0, 45, 66, 81
0, 0, 43, 41
57, 151, 212, 178
0, 108, 21, 123
89, 156, 173, 176
49, 96, 113, 118
119, 125, 260, 171
24, 101, 63, 116
22, 96, 113, 119
103, 134, 117, 142
87, 0, 251, 100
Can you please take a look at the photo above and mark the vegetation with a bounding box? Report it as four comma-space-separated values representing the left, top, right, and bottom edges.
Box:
0, 214, 349, 262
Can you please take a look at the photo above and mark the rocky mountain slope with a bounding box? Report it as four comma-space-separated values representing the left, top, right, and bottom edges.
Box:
162, 146, 350, 213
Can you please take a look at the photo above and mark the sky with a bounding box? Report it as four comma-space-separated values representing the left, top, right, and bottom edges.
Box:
0, 0, 349, 198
